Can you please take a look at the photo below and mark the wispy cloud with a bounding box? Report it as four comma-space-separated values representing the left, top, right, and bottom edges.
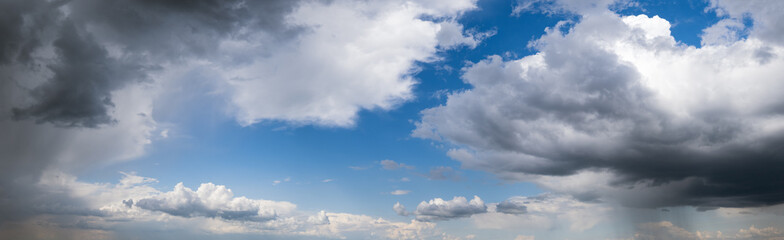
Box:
380, 160, 414, 170
390, 190, 410, 195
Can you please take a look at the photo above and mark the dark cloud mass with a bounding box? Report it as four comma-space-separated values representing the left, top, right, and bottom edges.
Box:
1, 0, 301, 128
12, 21, 149, 127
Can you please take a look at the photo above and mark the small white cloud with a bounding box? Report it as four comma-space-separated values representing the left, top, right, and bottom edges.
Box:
321, 179, 334, 183
400, 177, 411, 182
390, 190, 411, 195
160, 129, 169, 138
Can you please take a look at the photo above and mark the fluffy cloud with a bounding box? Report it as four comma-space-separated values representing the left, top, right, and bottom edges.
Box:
708, 0, 784, 47
414, 0, 784, 208
223, 0, 482, 127
407, 196, 487, 221
134, 182, 295, 221
2, 172, 451, 240
394, 202, 410, 216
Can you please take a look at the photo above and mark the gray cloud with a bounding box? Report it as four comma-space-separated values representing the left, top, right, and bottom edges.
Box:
495, 198, 528, 215
393, 202, 409, 216
380, 160, 415, 170
12, 20, 150, 127
411, 196, 487, 221
414, 4, 784, 208
426, 166, 461, 181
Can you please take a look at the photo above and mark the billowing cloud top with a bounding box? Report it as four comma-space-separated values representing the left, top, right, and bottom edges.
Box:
134, 182, 295, 221
414, 0, 784, 208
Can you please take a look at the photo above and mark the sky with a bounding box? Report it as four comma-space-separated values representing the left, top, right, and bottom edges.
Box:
1, 0, 784, 239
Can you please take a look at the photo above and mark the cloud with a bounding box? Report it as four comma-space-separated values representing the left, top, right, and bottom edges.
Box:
472, 193, 609, 232
2, 172, 451, 240
414, 1, 784, 208
708, 0, 784, 47
632, 221, 713, 240
495, 198, 528, 215
381, 160, 415, 170
1, 0, 301, 128
349, 166, 371, 170
394, 202, 410, 216
272, 177, 290, 186
436, 20, 495, 50
391, 190, 411, 195
735, 225, 784, 239
10, 20, 150, 128
321, 179, 334, 183
134, 182, 294, 221
426, 166, 461, 181
224, 0, 481, 127
628, 221, 784, 240
0, 81, 156, 222
409, 196, 487, 221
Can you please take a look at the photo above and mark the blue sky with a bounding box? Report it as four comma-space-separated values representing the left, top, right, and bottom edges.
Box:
2, 0, 784, 239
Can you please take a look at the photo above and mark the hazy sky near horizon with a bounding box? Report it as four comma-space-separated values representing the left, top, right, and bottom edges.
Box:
2, 0, 784, 239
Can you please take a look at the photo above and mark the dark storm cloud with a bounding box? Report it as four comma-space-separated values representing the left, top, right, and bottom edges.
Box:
67, 0, 301, 60
12, 21, 150, 127
415, 7, 784, 208
1, 0, 301, 128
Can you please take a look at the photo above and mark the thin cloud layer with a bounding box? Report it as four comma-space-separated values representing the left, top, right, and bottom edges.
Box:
629, 221, 784, 240
414, 0, 784, 208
